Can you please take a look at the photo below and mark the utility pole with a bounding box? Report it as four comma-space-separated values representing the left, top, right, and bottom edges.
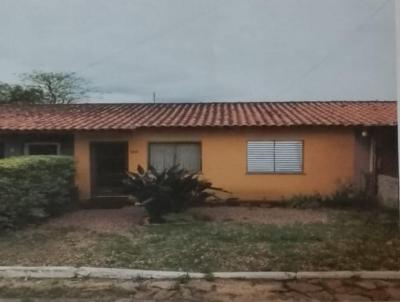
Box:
153, 92, 156, 104
396, 0, 400, 226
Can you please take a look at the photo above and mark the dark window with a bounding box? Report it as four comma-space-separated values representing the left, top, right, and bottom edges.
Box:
25, 143, 60, 155
149, 143, 201, 172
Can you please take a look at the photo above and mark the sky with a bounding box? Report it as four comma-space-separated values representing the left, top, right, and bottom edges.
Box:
0, 0, 396, 103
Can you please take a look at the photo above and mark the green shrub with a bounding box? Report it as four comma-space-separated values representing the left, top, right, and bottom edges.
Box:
124, 165, 226, 223
284, 192, 324, 209
0, 155, 75, 229
325, 182, 377, 208
285, 182, 377, 209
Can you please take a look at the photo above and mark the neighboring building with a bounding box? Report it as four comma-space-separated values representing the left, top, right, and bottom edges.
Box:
0, 101, 397, 202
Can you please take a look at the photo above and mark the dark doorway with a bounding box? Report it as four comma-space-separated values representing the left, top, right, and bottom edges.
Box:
376, 127, 398, 178
90, 142, 128, 197
0, 142, 4, 159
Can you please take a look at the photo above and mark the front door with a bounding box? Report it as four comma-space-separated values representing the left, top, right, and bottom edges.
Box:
0, 142, 4, 159
90, 142, 128, 197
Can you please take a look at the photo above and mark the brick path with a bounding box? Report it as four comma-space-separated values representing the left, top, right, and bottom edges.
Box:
1, 278, 400, 301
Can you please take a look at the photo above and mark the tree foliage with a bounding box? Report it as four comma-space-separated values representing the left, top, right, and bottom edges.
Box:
0, 83, 44, 104
21, 71, 88, 104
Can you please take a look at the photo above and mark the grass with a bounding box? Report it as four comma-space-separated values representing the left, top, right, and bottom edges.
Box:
0, 209, 399, 272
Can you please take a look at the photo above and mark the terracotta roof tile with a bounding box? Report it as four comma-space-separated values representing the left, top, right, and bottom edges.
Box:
0, 101, 396, 131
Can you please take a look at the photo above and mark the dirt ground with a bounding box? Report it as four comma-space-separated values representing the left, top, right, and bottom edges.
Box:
0, 278, 399, 301
47, 207, 147, 233
47, 206, 329, 233
187, 206, 328, 225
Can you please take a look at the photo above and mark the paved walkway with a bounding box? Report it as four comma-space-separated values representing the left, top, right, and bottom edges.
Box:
1, 278, 400, 301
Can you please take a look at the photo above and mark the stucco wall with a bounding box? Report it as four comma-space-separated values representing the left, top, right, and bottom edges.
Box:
74, 127, 356, 201
377, 174, 399, 208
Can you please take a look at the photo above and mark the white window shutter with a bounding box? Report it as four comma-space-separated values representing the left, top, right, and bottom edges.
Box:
274, 141, 303, 173
247, 141, 274, 172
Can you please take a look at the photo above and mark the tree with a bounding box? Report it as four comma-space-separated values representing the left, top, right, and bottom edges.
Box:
21, 71, 88, 104
0, 83, 44, 104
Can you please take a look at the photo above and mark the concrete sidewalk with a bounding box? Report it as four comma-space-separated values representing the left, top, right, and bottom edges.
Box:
1, 267, 400, 301
0, 277, 400, 301
2, 266, 400, 280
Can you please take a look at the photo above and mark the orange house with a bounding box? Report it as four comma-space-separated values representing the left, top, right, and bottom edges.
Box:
0, 101, 397, 202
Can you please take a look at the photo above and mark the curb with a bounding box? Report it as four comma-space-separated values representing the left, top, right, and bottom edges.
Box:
0, 267, 400, 280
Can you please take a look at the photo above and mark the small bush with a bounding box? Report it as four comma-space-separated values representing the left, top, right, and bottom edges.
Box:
285, 182, 377, 209
124, 165, 226, 223
0, 156, 75, 229
326, 182, 377, 208
284, 193, 324, 209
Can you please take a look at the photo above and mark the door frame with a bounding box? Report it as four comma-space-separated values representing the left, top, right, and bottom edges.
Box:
89, 141, 129, 198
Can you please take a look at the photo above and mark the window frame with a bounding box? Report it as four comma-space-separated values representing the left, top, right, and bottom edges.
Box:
148, 141, 202, 173
24, 142, 61, 156
246, 139, 304, 175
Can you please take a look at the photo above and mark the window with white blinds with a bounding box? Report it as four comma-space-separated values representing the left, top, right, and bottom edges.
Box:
247, 140, 303, 173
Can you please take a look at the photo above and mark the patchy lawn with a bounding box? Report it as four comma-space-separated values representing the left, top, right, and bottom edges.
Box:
0, 207, 399, 272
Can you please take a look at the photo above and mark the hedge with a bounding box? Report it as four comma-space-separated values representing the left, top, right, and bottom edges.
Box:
0, 155, 75, 229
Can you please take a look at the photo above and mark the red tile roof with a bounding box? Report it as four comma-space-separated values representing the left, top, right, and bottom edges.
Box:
0, 101, 396, 131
